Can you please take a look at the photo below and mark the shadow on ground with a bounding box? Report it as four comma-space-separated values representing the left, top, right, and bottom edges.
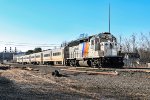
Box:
0, 77, 93, 100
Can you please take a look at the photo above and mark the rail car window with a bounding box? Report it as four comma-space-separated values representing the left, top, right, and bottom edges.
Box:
31, 56, 34, 58
36, 55, 40, 58
53, 52, 61, 56
95, 44, 100, 51
105, 43, 108, 46
44, 54, 50, 57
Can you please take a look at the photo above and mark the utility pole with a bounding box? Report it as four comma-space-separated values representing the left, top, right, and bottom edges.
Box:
15, 47, 17, 53
109, 4, 111, 33
120, 35, 122, 52
10, 47, 11, 53
2, 52, 3, 63
2, 47, 7, 63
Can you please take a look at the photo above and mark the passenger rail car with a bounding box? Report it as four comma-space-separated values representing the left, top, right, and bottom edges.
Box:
42, 48, 64, 65
22, 55, 30, 64
42, 50, 52, 65
16, 32, 124, 68
35, 52, 43, 65
17, 56, 23, 64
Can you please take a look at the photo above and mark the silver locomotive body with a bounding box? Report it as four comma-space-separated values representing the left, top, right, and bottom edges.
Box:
65, 32, 124, 68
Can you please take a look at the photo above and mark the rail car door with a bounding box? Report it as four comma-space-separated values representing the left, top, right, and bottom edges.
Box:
41, 53, 43, 64
88, 37, 95, 58
64, 46, 69, 59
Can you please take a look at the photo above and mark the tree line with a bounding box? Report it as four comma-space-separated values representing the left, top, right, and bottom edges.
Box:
26, 48, 42, 55
120, 32, 150, 63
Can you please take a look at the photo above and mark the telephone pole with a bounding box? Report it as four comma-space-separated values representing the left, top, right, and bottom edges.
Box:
109, 4, 111, 33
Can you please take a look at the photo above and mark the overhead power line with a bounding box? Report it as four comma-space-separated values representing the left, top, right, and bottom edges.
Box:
0, 41, 60, 46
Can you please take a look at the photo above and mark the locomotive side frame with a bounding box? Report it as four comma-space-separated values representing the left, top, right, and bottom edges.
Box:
65, 32, 124, 68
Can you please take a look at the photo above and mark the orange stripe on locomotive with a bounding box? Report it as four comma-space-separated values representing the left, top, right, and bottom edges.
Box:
83, 42, 89, 57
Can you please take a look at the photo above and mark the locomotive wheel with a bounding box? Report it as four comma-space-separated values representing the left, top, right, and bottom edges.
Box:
87, 60, 93, 67
90, 60, 99, 68
96, 62, 102, 68
70, 60, 76, 67
65, 60, 70, 66
93, 60, 101, 68
75, 61, 80, 67
65, 63, 69, 66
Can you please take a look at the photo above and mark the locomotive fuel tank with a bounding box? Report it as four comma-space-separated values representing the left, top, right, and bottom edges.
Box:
78, 61, 89, 66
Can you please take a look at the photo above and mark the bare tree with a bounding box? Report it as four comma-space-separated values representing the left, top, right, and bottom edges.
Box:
138, 32, 150, 63
119, 32, 150, 64
123, 38, 132, 52
131, 33, 136, 52
61, 41, 68, 47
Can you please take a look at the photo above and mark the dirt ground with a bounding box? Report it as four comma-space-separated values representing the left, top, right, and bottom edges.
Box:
0, 64, 150, 100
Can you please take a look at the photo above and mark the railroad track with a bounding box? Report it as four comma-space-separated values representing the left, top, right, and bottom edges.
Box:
2, 63, 150, 75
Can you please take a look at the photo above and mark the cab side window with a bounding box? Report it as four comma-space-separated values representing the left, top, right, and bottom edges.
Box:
95, 38, 99, 44
91, 40, 94, 45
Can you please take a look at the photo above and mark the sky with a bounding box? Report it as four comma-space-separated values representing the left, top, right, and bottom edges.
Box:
0, 0, 150, 52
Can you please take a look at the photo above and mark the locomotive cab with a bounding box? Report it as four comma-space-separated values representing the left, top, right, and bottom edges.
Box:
100, 42, 117, 56
88, 33, 124, 67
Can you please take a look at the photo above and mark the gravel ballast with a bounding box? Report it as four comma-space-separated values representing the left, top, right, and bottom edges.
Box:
0, 64, 150, 100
